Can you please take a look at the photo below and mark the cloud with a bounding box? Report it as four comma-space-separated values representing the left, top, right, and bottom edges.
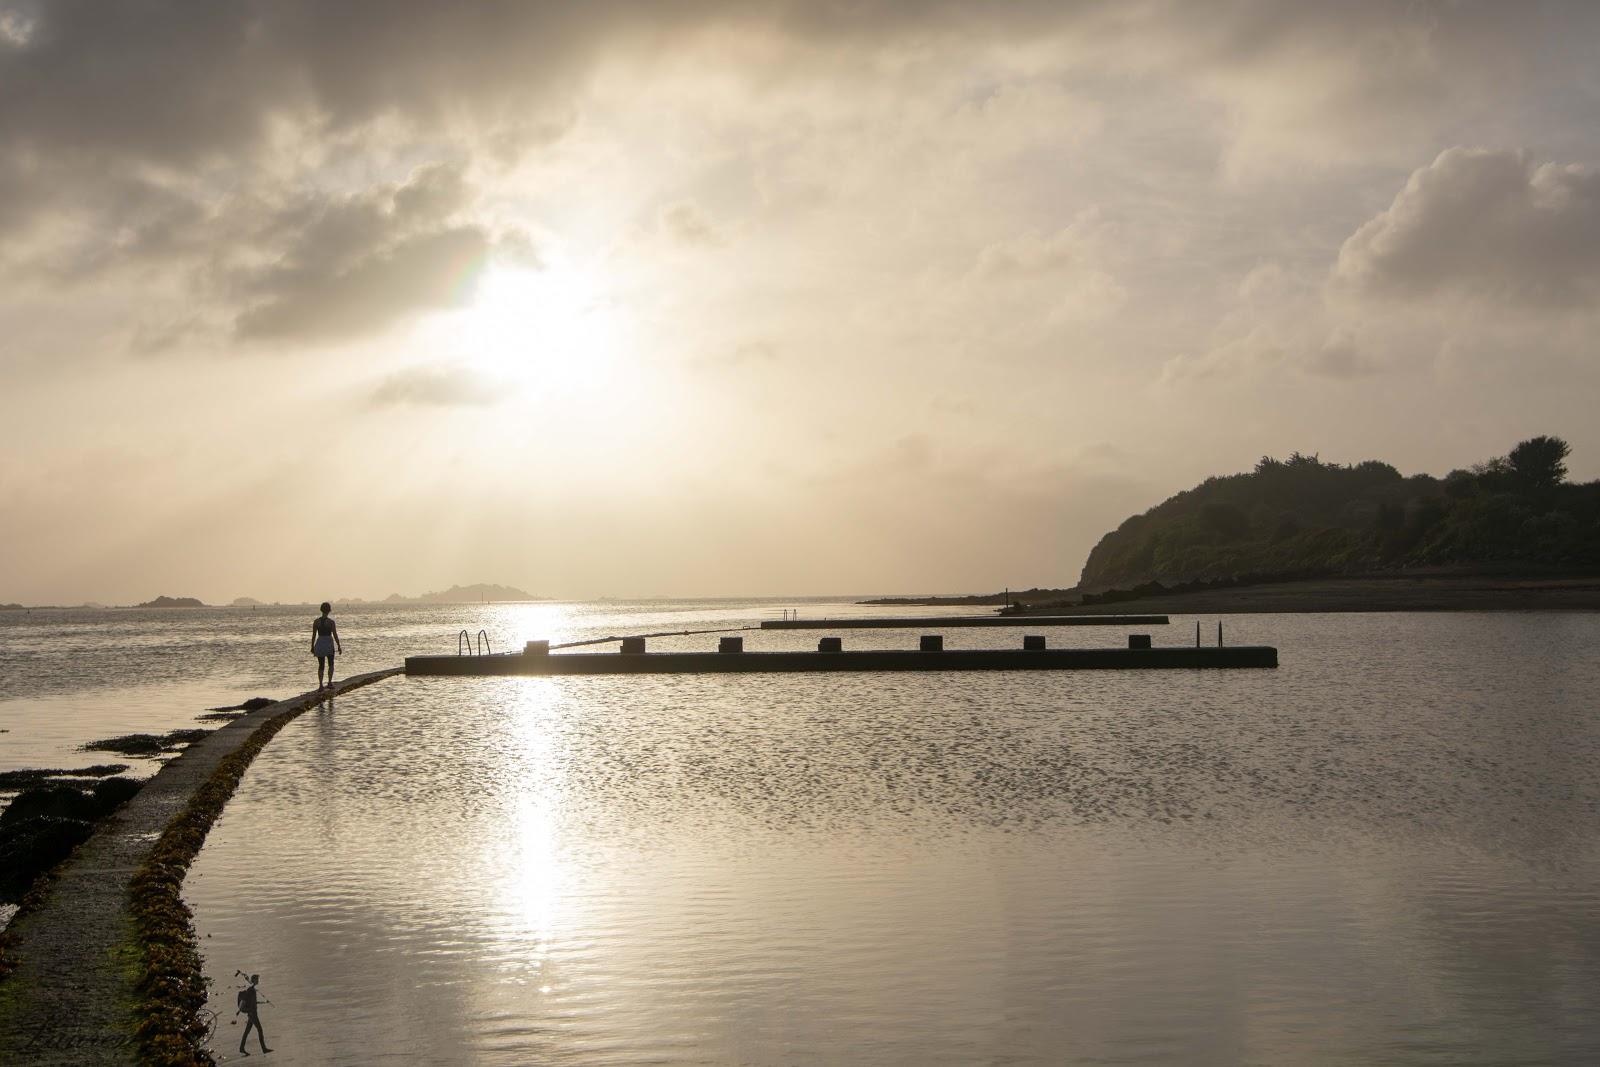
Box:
974, 226, 1095, 280
229, 163, 520, 343
3, 3, 1580, 231
657, 200, 723, 246
237, 225, 490, 342
1161, 297, 1377, 385
1335, 148, 1600, 308
3, 4, 1591, 290
1305, 329, 1377, 379
969, 212, 1126, 321
368, 361, 502, 407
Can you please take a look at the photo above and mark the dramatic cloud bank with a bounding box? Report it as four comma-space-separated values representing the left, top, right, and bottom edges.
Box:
2, 1, 1599, 602
1337, 148, 1600, 308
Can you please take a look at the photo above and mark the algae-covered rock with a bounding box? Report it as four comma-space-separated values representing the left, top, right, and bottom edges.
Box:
1, 777, 142, 829
0, 777, 145, 901
0, 784, 100, 826
84, 727, 211, 755
205, 695, 276, 713
84, 733, 166, 755
0, 815, 95, 900
92, 776, 142, 810
0, 764, 129, 788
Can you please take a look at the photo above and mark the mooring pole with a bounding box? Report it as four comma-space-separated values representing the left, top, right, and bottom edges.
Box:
1195, 621, 1200, 647
1217, 621, 1224, 647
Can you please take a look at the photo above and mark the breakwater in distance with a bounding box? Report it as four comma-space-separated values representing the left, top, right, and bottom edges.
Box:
760, 614, 1170, 629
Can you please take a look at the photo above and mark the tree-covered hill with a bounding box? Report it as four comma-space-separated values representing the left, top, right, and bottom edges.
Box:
1078, 437, 1600, 590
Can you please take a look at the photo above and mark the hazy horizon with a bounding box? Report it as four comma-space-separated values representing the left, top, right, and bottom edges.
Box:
5, 3, 1600, 605
5, 588, 947, 609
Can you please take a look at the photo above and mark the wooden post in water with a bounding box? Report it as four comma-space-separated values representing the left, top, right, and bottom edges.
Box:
1195, 621, 1200, 647
1217, 621, 1223, 647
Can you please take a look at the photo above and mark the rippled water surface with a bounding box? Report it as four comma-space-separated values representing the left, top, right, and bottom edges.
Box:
184, 612, 1600, 1065
0, 598, 866, 776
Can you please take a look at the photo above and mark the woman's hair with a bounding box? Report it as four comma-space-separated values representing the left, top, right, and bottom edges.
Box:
319, 601, 331, 614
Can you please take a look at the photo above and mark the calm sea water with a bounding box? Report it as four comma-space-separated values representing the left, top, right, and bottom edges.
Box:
171, 610, 1600, 1065
0, 598, 884, 925
0, 599, 881, 776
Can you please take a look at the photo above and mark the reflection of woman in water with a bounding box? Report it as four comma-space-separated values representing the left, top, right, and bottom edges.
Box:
311, 602, 342, 688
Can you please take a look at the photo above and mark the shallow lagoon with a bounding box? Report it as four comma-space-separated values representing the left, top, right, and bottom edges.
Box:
186, 613, 1600, 1064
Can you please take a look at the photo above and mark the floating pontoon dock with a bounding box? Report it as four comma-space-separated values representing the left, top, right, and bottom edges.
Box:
760, 614, 1169, 629
406, 636, 1275, 676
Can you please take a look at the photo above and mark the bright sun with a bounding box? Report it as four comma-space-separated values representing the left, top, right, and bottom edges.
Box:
455, 260, 625, 396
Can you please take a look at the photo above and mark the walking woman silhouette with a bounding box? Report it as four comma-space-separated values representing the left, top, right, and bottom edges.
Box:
311, 602, 343, 689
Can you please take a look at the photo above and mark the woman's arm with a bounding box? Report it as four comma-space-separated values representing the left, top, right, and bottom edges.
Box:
332, 619, 342, 654
310, 620, 317, 653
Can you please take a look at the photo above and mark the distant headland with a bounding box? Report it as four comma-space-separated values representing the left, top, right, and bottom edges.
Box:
868, 435, 1600, 614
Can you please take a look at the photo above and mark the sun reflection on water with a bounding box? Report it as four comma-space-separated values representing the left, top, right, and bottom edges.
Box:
490, 681, 569, 978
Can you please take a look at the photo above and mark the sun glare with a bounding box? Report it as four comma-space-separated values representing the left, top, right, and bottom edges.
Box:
455, 261, 626, 396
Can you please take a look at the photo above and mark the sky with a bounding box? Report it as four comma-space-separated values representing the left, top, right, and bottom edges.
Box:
3, 2, 1600, 604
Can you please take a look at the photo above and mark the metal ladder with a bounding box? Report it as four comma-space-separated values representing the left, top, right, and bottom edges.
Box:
456, 629, 493, 656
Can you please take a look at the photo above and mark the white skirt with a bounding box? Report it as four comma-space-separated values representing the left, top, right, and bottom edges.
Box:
313, 635, 336, 657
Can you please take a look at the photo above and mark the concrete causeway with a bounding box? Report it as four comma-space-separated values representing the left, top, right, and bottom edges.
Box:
0, 668, 401, 1064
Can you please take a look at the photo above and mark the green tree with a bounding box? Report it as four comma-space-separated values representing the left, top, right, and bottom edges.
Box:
1507, 435, 1570, 491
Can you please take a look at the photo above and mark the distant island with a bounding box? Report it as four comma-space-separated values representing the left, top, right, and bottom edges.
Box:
383, 583, 541, 604
215, 585, 542, 607
134, 595, 205, 608
860, 588, 1070, 607
869, 435, 1600, 614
